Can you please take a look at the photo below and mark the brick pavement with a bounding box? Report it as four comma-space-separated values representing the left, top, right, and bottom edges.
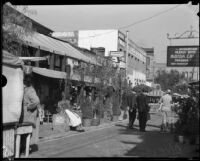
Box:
24, 112, 199, 158
39, 118, 125, 142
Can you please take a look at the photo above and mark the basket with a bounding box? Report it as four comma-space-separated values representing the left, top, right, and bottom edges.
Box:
112, 115, 119, 122
100, 118, 105, 124
91, 118, 100, 126
82, 119, 92, 127
3, 128, 15, 158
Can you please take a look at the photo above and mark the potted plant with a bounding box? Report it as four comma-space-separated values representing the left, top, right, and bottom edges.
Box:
112, 88, 121, 122
174, 120, 186, 143
91, 109, 100, 126
78, 88, 93, 127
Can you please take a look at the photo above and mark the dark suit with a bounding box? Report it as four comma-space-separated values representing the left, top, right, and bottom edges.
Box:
136, 93, 150, 131
127, 92, 137, 128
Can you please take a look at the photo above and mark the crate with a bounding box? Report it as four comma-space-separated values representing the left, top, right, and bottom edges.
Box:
91, 118, 100, 126
3, 128, 15, 158
112, 115, 119, 122
82, 119, 92, 127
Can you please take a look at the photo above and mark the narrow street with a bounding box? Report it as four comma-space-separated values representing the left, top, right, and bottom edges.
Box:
29, 114, 198, 158
2, 4, 199, 160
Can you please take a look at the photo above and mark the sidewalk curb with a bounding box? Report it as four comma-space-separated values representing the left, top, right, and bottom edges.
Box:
39, 119, 127, 143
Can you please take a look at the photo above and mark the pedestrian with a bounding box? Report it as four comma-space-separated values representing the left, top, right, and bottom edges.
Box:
20, 72, 40, 153
136, 89, 150, 132
158, 89, 173, 132
127, 90, 137, 129
119, 90, 128, 121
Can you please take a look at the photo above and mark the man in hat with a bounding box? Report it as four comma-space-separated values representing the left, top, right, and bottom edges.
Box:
127, 90, 137, 129
158, 89, 173, 132
136, 89, 150, 132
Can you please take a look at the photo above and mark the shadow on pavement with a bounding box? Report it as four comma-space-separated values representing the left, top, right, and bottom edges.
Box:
120, 130, 198, 158
115, 116, 198, 158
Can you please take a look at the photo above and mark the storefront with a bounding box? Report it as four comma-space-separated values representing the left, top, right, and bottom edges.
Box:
31, 67, 67, 122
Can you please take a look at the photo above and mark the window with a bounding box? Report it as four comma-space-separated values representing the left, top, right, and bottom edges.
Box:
55, 54, 61, 67
147, 57, 150, 65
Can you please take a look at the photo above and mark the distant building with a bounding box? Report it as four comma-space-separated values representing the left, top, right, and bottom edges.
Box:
90, 47, 105, 57
52, 29, 147, 87
142, 48, 155, 82
154, 62, 199, 81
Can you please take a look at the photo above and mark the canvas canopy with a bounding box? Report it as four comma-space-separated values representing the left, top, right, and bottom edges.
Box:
3, 50, 24, 67
22, 31, 97, 65
3, 50, 24, 123
32, 67, 66, 79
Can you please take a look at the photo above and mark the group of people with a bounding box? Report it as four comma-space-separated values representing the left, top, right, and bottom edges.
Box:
120, 88, 175, 133
120, 89, 150, 132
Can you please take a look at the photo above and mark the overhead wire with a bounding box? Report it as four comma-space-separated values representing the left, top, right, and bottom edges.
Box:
78, 4, 184, 40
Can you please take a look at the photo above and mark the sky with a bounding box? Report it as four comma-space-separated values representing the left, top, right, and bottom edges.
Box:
25, 4, 199, 63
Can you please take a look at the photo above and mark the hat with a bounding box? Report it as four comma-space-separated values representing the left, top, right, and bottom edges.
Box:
167, 89, 171, 94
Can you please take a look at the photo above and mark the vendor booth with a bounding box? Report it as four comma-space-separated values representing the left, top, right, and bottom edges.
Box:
3, 50, 24, 158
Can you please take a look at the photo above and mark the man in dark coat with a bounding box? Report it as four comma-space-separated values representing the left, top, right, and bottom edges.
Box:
127, 90, 137, 129
136, 90, 150, 132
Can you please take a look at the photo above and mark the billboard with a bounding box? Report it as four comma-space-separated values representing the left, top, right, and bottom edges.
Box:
167, 46, 199, 67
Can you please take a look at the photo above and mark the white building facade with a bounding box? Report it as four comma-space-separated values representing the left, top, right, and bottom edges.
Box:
52, 29, 147, 87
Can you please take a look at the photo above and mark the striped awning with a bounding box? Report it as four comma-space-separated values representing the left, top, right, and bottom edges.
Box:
22, 32, 97, 65
32, 67, 66, 79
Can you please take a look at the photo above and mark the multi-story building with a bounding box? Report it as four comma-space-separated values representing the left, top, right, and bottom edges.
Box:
142, 48, 155, 83
52, 29, 147, 87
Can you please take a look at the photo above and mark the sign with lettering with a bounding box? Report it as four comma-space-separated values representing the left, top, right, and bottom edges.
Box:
110, 51, 125, 57
167, 46, 199, 67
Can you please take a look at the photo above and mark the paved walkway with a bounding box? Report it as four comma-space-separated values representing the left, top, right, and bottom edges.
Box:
25, 113, 198, 158
39, 118, 124, 142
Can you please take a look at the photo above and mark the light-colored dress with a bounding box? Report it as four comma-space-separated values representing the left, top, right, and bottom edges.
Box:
65, 109, 82, 127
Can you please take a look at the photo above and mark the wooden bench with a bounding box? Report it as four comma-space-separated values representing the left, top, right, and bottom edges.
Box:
15, 123, 33, 158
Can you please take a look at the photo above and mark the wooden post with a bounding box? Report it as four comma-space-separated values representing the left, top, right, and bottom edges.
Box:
65, 57, 69, 97
50, 52, 55, 70
25, 134, 31, 157
15, 135, 21, 158
35, 47, 40, 67
18, 43, 22, 56
62, 56, 66, 72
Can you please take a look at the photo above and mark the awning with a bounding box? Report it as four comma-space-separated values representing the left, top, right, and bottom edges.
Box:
32, 67, 66, 79
3, 50, 24, 67
22, 32, 97, 65
19, 57, 48, 61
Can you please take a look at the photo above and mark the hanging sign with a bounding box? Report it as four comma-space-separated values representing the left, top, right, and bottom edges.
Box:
110, 51, 125, 57
167, 46, 199, 67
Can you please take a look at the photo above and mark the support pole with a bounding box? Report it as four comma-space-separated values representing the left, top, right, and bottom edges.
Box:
35, 47, 40, 67
125, 30, 129, 80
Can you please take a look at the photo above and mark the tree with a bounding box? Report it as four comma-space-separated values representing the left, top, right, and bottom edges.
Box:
154, 69, 186, 91
132, 84, 153, 93
3, 2, 36, 55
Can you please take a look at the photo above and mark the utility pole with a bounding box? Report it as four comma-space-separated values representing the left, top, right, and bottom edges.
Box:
152, 60, 155, 84
125, 30, 129, 82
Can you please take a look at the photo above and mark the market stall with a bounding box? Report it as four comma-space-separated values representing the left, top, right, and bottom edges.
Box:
2, 50, 24, 159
